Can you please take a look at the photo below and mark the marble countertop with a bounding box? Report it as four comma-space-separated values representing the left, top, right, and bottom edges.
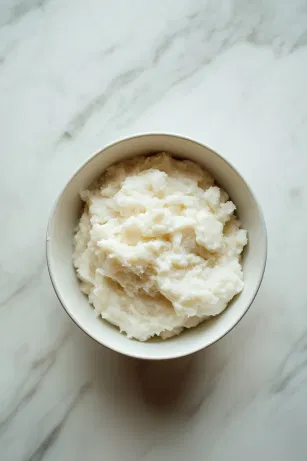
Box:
1, 0, 307, 460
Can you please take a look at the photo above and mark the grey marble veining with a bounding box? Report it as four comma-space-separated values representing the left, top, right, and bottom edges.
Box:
1, 1, 307, 460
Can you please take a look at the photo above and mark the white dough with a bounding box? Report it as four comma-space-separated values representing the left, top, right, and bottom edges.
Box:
73, 153, 247, 341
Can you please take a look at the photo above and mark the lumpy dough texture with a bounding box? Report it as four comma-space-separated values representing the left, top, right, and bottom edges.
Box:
73, 153, 248, 341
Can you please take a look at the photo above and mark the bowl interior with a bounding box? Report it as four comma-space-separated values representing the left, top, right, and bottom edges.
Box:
47, 134, 266, 359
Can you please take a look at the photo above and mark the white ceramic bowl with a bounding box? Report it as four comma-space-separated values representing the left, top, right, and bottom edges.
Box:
47, 134, 267, 360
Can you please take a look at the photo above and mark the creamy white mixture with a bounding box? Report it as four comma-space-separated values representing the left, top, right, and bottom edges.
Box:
73, 153, 247, 341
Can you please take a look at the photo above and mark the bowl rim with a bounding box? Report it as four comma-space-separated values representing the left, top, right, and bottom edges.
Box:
46, 132, 267, 360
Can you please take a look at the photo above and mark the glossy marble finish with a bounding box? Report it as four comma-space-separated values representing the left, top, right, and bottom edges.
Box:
1, 1, 307, 460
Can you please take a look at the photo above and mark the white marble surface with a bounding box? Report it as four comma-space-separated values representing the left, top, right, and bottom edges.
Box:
1, 0, 307, 459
